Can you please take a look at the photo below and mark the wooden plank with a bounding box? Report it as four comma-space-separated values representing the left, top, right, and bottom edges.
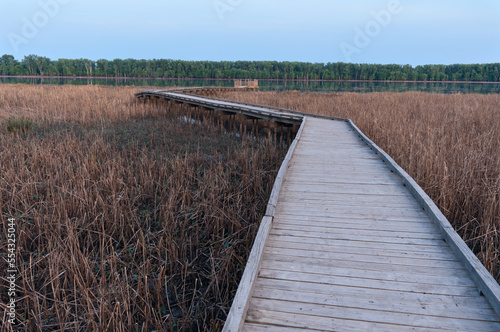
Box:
279, 192, 417, 203
285, 158, 385, 166
274, 210, 429, 223
277, 198, 422, 210
245, 308, 447, 332
272, 216, 441, 234
259, 259, 476, 287
275, 211, 431, 223
281, 195, 420, 211
281, 179, 406, 188
280, 184, 411, 196
242, 323, 310, 332
261, 254, 471, 278
276, 202, 426, 214
252, 286, 496, 321
284, 170, 401, 178
275, 206, 429, 219
258, 268, 478, 297
268, 234, 451, 254
248, 297, 500, 330
289, 154, 382, 162
271, 223, 443, 240
263, 247, 462, 269
269, 228, 447, 247
282, 179, 406, 187
254, 278, 492, 309
268, 237, 458, 261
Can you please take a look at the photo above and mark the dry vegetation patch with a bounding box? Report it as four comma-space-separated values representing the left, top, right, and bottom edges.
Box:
216, 90, 500, 282
0, 85, 286, 330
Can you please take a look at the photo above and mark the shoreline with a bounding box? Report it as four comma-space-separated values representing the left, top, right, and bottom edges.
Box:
0, 75, 499, 85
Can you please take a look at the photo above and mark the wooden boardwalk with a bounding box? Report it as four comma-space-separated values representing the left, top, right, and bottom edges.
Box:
230, 118, 500, 331
136, 90, 500, 331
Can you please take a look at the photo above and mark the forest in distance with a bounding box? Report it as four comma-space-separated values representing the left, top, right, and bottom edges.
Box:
1, 54, 500, 82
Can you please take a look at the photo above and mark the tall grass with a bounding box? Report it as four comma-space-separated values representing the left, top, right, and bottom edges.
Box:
216, 90, 500, 282
0, 85, 287, 330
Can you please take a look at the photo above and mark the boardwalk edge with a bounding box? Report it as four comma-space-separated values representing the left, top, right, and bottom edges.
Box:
347, 119, 500, 317
223, 118, 306, 332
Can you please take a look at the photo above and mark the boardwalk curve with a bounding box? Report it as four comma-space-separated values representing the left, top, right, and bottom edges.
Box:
135, 89, 500, 331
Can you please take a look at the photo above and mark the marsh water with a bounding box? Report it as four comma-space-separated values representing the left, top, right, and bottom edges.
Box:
1, 77, 499, 94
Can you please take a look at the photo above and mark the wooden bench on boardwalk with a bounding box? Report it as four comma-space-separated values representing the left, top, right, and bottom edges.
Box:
136, 89, 500, 331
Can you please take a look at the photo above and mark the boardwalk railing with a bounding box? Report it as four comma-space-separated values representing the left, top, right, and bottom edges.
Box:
348, 120, 500, 315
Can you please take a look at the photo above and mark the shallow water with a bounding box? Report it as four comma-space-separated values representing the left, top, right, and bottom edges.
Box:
1, 77, 499, 94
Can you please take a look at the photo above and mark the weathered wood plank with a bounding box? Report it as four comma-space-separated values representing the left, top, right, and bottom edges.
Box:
259, 259, 476, 287
245, 308, 446, 332
275, 206, 429, 219
279, 192, 417, 203
254, 278, 492, 309
268, 237, 458, 261
275, 211, 431, 223
248, 298, 500, 331
280, 184, 412, 195
263, 247, 462, 269
242, 323, 309, 332
269, 228, 447, 247
273, 216, 441, 234
268, 233, 452, 253
251, 286, 496, 320
279, 198, 422, 210
258, 268, 478, 297
261, 253, 472, 278
271, 223, 443, 240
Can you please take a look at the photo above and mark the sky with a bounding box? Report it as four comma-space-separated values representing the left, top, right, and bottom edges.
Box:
0, 0, 499, 66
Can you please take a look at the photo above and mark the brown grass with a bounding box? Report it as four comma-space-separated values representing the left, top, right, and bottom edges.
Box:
215, 90, 500, 282
0, 85, 287, 330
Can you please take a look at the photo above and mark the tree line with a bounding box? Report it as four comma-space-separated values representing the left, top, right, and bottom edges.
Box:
1, 54, 499, 82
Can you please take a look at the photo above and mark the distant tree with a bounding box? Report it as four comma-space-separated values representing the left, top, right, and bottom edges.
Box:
22, 55, 38, 75
0, 54, 16, 75
2, 54, 500, 82
33, 56, 51, 76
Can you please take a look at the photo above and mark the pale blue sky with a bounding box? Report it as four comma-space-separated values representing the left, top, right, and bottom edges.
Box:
1, 0, 498, 65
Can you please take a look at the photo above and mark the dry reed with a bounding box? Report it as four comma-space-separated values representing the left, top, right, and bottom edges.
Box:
216, 90, 500, 282
0, 85, 287, 330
